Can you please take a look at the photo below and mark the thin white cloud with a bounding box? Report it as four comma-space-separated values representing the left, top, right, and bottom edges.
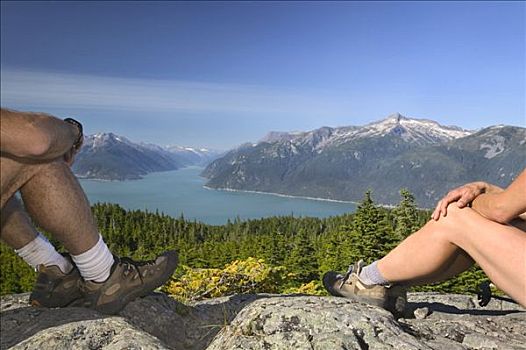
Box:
0, 69, 347, 116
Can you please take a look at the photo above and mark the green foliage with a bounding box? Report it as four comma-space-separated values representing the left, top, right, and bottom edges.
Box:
0, 191, 491, 299
285, 228, 318, 283
346, 191, 392, 263
0, 243, 36, 295
393, 189, 421, 240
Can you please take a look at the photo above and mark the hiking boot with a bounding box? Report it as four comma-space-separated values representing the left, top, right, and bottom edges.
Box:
323, 260, 407, 317
30, 262, 83, 308
77, 250, 178, 315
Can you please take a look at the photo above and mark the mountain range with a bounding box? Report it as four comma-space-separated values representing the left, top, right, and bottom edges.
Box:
202, 113, 526, 208
72, 133, 220, 180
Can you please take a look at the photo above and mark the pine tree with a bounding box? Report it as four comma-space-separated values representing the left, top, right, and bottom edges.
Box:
393, 189, 421, 240
285, 229, 318, 283
346, 191, 393, 263
318, 230, 343, 274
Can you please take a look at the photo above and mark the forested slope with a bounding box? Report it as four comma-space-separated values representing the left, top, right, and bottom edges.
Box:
1, 191, 488, 299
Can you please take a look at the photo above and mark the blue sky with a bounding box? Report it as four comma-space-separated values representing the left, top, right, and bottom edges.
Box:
1, 1, 524, 149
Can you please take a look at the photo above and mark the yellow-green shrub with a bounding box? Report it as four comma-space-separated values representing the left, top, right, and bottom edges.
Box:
283, 280, 327, 296
166, 257, 288, 302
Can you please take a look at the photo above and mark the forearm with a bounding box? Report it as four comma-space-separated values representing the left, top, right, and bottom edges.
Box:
433, 171, 526, 223
468, 181, 504, 218
481, 182, 504, 194
470, 192, 500, 221
471, 176, 526, 224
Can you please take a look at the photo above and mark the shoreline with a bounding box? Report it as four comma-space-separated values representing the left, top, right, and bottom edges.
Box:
77, 177, 139, 183
203, 186, 358, 205
203, 186, 401, 209
76, 166, 206, 183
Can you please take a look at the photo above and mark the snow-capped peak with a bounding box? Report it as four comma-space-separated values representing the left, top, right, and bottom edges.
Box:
164, 145, 216, 156
349, 113, 472, 144
85, 132, 134, 150
259, 113, 474, 153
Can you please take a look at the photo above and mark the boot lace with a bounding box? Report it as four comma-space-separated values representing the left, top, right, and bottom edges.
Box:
119, 256, 157, 284
339, 264, 354, 289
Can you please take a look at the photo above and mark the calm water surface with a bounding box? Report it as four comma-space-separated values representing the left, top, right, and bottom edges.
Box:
79, 167, 356, 225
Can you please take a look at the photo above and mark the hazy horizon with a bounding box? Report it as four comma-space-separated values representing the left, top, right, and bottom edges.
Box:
1, 1, 524, 149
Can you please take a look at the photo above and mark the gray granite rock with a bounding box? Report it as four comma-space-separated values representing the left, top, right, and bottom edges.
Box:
0, 294, 168, 350
1, 292, 525, 350
206, 296, 425, 350
206, 293, 526, 350
0, 293, 266, 350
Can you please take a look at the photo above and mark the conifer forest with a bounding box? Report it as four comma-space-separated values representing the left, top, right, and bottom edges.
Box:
0, 190, 489, 300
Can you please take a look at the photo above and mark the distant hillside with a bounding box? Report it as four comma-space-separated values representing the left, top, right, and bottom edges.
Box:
73, 133, 220, 180
202, 113, 526, 207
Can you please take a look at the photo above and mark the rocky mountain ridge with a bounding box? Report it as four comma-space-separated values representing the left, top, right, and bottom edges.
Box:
258, 113, 472, 148
203, 114, 526, 207
73, 133, 220, 180
1, 292, 524, 349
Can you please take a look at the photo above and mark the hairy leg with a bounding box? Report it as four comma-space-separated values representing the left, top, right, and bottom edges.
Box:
0, 196, 38, 249
1, 155, 43, 209
1, 156, 99, 254
19, 161, 99, 254
378, 205, 526, 306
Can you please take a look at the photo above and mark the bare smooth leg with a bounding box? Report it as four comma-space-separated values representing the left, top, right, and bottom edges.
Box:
378, 205, 526, 306
402, 249, 475, 286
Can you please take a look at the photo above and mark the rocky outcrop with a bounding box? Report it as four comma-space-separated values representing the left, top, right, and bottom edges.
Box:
207, 294, 525, 350
1, 292, 524, 350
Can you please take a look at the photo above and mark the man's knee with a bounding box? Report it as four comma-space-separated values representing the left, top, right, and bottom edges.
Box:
37, 159, 70, 173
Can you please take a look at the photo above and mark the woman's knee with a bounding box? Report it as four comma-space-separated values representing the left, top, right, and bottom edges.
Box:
422, 205, 468, 240
430, 204, 490, 246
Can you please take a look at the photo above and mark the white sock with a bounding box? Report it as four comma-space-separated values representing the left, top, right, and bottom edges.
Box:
15, 233, 73, 274
71, 235, 114, 282
359, 261, 390, 286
